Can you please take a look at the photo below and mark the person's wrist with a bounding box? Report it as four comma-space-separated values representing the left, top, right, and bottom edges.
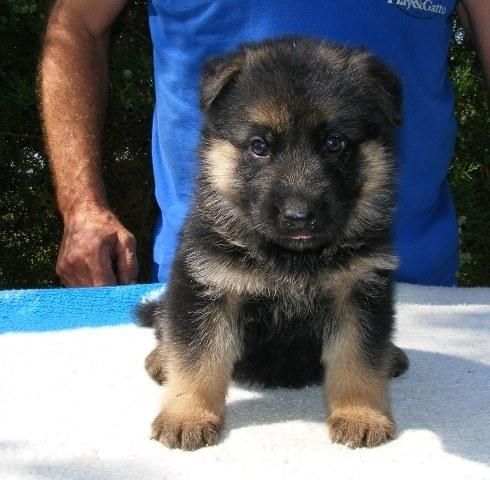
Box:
60, 198, 111, 224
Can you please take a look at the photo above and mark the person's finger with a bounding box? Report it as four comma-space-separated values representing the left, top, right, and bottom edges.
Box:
89, 241, 118, 286
115, 233, 139, 284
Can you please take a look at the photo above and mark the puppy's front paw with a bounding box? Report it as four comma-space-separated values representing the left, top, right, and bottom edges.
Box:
151, 409, 223, 450
327, 408, 395, 448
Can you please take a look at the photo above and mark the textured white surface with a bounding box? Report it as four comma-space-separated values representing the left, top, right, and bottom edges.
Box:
0, 283, 489, 480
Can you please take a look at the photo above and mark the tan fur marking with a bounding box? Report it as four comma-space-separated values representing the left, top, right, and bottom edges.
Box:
358, 142, 393, 202
246, 101, 290, 132
344, 141, 393, 238
323, 319, 390, 414
188, 241, 396, 300
186, 246, 311, 299
151, 343, 236, 450
322, 253, 398, 296
327, 406, 395, 448
151, 305, 240, 450
186, 249, 269, 296
322, 279, 394, 448
202, 139, 239, 196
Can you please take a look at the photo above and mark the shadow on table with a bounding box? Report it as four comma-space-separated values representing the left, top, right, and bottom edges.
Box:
224, 349, 489, 465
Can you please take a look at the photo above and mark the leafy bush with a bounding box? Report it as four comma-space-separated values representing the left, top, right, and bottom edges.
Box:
0, 0, 155, 288
0, 2, 488, 288
449, 31, 490, 286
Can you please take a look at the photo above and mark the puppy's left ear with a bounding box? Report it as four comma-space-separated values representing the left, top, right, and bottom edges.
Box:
366, 57, 403, 128
200, 51, 243, 112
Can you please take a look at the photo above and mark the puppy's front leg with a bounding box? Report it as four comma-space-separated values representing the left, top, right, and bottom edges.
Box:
151, 303, 239, 450
323, 295, 395, 448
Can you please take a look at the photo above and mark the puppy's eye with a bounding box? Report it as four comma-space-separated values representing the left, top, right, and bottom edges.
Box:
249, 137, 270, 157
323, 134, 345, 154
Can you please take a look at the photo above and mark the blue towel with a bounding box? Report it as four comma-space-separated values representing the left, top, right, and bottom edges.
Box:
0, 284, 164, 333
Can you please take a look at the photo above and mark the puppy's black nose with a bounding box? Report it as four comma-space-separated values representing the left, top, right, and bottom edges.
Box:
280, 202, 312, 229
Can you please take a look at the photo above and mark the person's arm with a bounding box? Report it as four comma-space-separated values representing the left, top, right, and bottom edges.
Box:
457, 0, 490, 86
39, 0, 138, 287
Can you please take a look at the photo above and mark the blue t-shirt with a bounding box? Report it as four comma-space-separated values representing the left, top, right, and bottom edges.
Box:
149, 0, 459, 286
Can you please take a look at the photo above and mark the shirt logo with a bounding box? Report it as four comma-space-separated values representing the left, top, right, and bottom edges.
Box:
386, 0, 447, 18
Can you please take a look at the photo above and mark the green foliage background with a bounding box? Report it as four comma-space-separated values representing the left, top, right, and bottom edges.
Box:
0, 1, 488, 288
0, 0, 155, 287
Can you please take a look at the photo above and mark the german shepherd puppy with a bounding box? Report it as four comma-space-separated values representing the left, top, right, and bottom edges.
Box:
139, 37, 409, 451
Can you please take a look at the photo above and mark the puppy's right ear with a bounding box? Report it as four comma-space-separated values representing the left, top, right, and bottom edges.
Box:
200, 51, 243, 112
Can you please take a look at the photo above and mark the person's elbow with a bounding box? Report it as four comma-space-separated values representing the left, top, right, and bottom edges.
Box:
44, 0, 126, 44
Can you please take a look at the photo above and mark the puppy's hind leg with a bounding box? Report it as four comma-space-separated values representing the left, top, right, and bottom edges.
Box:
145, 342, 167, 385
136, 295, 169, 384
388, 342, 409, 378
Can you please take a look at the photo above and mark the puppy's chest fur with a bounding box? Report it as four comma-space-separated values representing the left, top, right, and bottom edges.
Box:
185, 239, 386, 341
187, 236, 390, 306
228, 272, 331, 329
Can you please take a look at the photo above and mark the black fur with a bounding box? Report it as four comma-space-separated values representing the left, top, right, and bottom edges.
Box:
135, 301, 157, 328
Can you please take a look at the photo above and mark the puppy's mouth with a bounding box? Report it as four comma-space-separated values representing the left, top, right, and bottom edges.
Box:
275, 232, 328, 251
288, 234, 313, 241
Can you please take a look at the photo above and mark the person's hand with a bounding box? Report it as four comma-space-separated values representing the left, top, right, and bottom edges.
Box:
56, 202, 139, 287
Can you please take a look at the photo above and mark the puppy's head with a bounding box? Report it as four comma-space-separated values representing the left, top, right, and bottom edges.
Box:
199, 37, 402, 251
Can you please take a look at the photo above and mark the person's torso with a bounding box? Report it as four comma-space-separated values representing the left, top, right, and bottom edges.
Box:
149, 0, 459, 285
